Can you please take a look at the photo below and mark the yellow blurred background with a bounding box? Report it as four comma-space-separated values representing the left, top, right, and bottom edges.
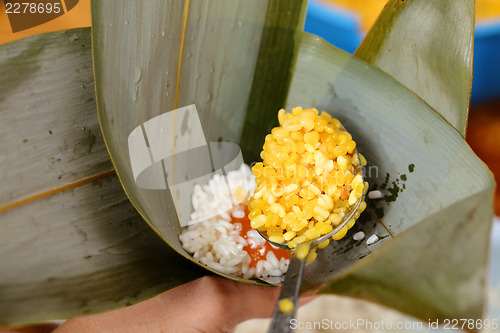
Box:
0, 0, 91, 45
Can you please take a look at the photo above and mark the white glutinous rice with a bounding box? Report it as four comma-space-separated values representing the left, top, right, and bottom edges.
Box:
179, 163, 290, 279
367, 190, 383, 199
353, 231, 365, 241
366, 234, 379, 245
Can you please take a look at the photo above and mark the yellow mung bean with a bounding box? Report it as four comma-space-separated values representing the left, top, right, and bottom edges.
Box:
279, 298, 295, 314
248, 107, 367, 249
296, 243, 310, 260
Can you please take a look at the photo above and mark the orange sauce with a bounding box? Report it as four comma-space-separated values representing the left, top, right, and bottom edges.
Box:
231, 206, 291, 268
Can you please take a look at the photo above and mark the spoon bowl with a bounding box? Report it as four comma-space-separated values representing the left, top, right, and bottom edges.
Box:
259, 174, 365, 251
259, 143, 366, 251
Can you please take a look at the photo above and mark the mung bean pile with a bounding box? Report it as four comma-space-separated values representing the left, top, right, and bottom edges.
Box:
248, 107, 367, 249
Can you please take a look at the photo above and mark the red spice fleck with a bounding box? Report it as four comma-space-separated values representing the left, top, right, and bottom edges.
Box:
231, 206, 290, 268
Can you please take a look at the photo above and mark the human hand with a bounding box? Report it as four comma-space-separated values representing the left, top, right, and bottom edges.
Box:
54, 276, 295, 333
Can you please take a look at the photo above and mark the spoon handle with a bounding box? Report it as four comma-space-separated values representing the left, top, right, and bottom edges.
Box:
268, 253, 306, 333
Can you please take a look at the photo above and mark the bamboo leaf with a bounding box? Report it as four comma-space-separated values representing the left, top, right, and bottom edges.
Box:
239, 0, 308, 162
354, 0, 475, 136
0, 28, 204, 326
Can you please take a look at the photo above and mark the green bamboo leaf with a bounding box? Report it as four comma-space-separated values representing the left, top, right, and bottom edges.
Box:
354, 0, 474, 136
239, 0, 308, 162
0, 28, 204, 326
286, 33, 494, 323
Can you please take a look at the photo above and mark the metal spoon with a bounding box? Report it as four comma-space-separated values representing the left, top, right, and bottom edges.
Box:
261, 149, 366, 333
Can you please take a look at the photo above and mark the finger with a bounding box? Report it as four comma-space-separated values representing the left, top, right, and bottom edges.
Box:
217, 277, 282, 321
172, 276, 281, 331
